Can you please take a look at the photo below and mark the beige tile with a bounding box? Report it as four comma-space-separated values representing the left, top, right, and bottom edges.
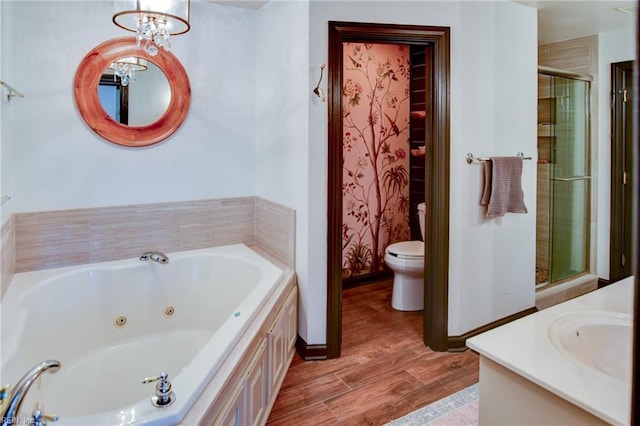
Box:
537, 137, 553, 163
537, 98, 554, 125
1, 215, 15, 300
12, 197, 278, 273
15, 209, 91, 272
536, 244, 548, 268
566, 278, 597, 299
89, 206, 181, 263
180, 197, 255, 251
547, 36, 593, 74
588, 35, 599, 77
536, 277, 597, 310
255, 198, 295, 268
536, 199, 549, 212
538, 44, 550, 67
14, 212, 36, 226
536, 290, 567, 310
538, 73, 552, 98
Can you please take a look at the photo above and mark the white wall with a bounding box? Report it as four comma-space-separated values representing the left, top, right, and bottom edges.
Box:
597, 27, 636, 281
3, 0, 538, 346
451, 1, 537, 333
306, 0, 537, 342
255, 1, 312, 342
0, 0, 6, 224
2, 1, 257, 213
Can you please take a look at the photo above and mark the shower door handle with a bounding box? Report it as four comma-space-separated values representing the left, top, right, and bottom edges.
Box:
550, 176, 591, 182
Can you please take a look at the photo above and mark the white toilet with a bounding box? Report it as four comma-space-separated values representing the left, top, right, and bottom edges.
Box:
384, 202, 426, 311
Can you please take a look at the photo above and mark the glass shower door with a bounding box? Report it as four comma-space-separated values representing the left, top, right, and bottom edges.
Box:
548, 76, 590, 283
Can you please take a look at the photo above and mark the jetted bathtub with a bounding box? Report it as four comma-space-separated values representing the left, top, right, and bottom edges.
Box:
1, 244, 294, 425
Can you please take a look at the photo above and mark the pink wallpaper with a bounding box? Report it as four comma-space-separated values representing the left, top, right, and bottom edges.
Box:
342, 42, 410, 279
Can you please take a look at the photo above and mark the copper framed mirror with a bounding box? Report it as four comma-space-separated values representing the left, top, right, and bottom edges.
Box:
74, 37, 190, 147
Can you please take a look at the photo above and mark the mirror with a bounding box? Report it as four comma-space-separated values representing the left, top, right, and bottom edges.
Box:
74, 37, 190, 147
99, 59, 171, 126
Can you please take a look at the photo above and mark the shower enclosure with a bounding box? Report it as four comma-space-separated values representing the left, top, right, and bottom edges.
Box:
536, 68, 591, 286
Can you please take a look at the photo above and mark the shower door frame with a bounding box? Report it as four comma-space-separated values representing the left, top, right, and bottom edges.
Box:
326, 21, 451, 358
537, 66, 593, 287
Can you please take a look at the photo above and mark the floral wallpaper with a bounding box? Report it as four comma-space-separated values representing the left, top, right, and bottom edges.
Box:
342, 42, 411, 279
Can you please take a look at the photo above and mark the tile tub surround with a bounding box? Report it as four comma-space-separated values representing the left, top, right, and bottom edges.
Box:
467, 277, 633, 425
255, 197, 295, 268
1, 215, 15, 300
11, 196, 294, 274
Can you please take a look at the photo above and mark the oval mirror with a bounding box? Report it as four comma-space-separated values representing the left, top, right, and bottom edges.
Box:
74, 37, 190, 147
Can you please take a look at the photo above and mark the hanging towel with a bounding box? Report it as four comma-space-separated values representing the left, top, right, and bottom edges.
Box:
480, 157, 528, 218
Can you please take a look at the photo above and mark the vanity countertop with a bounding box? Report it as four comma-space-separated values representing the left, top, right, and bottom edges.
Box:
467, 276, 634, 425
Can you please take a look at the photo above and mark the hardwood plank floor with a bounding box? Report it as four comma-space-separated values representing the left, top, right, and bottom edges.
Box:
266, 279, 479, 425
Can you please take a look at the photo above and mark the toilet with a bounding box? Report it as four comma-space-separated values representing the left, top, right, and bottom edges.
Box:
384, 202, 426, 311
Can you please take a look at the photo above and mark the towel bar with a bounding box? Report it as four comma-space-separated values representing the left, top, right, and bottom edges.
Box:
550, 176, 591, 182
466, 152, 532, 164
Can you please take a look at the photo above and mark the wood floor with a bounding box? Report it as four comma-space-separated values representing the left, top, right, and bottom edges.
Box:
266, 279, 479, 425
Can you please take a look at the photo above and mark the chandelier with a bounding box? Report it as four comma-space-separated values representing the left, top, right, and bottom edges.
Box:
113, 0, 190, 56
108, 57, 148, 86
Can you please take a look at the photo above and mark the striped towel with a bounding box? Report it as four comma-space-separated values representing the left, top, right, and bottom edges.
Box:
480, 157, 528, 218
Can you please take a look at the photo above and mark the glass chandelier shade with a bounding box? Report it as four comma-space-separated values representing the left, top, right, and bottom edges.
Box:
108, 57, 148, 86
113, 0, 190, 56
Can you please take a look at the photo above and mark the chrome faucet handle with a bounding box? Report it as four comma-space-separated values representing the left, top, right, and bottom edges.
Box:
142, 376, 160, 385
142, 371, 175, 407
141, 371, 168, 384
1, 360, 61, 426
32, 410, 59, 426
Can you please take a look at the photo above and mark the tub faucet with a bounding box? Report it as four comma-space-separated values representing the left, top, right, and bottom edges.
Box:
142, 371, 175, 407
139, 250, 169, 264
31, 409, 59, 426
1, 360, 61, 426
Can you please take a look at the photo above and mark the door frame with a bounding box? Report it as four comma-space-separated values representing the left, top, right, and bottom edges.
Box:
609, 60, 635, 282
327, 21, 451, 358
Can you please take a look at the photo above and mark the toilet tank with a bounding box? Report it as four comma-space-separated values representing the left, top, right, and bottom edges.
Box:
418, 202, 426, 241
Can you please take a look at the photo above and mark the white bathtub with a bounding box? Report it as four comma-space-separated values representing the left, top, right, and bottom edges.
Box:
1, 244, 286, 425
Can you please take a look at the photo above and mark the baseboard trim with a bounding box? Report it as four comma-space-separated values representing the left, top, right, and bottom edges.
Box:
447, 306, 538, 351
297, 306, 538, 358
342, 269, 393, 289
295, 335, 328, 360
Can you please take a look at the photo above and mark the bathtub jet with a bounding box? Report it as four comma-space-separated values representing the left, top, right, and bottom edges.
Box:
139, 250, 169, 264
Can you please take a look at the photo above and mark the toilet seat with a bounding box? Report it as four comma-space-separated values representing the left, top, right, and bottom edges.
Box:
386, 241, 424, 260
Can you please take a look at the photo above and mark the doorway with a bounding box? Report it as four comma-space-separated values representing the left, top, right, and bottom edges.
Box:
327, 22, 450, 358
609, 60, 635, 283
340, 42, 423, 289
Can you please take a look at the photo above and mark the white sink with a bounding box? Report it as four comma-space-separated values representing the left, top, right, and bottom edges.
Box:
548, 310, 632, 383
